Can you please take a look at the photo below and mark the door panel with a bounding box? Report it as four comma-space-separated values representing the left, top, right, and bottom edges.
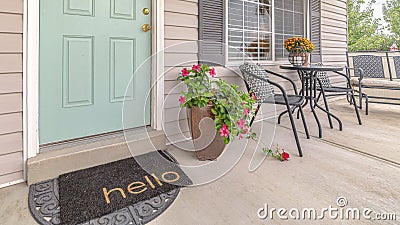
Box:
110, 38, 135, 102
40, 0, 151, 144
111, 0, 136, 20
62, 36, 94, 108
63, 0, 94, 16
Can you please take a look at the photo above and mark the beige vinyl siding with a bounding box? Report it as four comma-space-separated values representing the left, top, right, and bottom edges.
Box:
164, 0, 199, 143
321, 0, 348, 86
0, 0, 24, 186
321, 0, 347, 64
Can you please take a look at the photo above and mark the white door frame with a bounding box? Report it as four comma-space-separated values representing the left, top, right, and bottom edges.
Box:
23, 0, 165, 173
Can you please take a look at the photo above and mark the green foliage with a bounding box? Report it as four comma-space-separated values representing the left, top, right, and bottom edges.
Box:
383, 0, 400, 39
349, 34, 395, 51
178, 64, 213, 108
177, 64, 257, 144
348, 0, 395, 51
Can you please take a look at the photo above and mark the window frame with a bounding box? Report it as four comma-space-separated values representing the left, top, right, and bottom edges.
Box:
224, 0, 310, 66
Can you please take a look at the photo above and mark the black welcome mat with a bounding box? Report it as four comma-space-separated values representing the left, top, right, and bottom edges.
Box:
58, 151, 192, 225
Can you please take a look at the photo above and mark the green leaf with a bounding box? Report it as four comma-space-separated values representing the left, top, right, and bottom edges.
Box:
211, 108, 218, 115
220, 106, 226, 114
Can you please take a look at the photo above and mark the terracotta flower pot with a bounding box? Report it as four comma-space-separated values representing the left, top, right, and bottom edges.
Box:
189, 105, 226, 161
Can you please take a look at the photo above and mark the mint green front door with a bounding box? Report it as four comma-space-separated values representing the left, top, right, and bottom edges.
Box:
40, 0, 151, 144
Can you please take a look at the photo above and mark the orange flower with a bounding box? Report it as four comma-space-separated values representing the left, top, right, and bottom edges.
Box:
284, 37, 314, 52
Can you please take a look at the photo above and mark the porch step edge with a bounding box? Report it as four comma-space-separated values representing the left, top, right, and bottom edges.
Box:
27, 130, 166, 185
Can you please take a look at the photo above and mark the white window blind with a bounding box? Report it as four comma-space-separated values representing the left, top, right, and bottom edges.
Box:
228, 0, 306, 63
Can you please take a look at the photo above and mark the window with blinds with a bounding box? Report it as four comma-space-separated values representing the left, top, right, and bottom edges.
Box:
228, 0, 306, 63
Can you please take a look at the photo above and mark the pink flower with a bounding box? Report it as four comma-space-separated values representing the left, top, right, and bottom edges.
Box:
219, 124, 230, 138
237, 119, 246, 129
244, 108, 250, 116
192, 64, 201, 72
181, 68, 189, 77
251, 93, 257, 101
282, 150, 290, 161
239, 135, 243, 140
210, 68, 216, 77
242, 127, 249, 134
179, 96, 186, 105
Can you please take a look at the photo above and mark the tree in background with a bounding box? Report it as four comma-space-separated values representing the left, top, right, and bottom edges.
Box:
383, 0, 400, 39
348, 0, 394, 51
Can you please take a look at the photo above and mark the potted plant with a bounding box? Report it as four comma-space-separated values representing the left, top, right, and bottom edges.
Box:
178, 64, 258, 161
284, 37, 315, 66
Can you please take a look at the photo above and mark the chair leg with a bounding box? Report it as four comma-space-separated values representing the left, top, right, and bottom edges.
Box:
278, 106, 298, 124
297, 99, 308, 119
350, 92, 362, 125
365, 94, 369, 115
348, 93, 354, 105
314, 92, 322, 108
321, 90, 333, 129
287, 105, 303, 157
297, 86, 307, 120
298, 106, 310, 139
250, 104, 261, 126
277, 110, 287, 124
346, 93, 352, 105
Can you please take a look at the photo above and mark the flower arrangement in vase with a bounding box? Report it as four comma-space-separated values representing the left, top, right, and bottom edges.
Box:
284, 37, 315, 66
177, 64, 258, 160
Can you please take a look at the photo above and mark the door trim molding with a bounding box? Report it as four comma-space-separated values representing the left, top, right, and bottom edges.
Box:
24, 0, 40, 176
23, 0, 165, 171
152, 0, 165, 131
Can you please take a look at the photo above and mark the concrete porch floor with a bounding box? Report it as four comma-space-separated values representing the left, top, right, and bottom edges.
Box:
278, 98, 400, 164
0, 101, 400, 224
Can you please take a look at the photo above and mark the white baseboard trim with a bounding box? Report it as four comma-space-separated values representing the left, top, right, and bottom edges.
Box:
166, 137, 192, 146
0, 179, 26, 189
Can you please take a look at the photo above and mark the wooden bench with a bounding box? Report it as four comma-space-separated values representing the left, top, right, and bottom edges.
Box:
346, 51, 400, 114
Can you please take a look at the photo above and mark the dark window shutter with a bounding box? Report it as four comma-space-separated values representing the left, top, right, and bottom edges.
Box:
199, 0, 225, 66
310, 0, 322, 63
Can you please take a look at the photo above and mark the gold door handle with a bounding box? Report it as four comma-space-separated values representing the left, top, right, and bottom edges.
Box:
142, 24, 152, 32
143, 8, 150, 15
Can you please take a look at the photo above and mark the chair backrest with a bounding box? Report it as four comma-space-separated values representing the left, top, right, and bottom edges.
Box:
310, 52, 332, 88
312, 62, 332, 88
392, 56, 400, 79
239, 62, 274, 103
352, 55, 385, 78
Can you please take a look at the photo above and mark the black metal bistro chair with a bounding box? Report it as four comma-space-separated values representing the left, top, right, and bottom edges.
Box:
239, 63, 310, 157
351, 55, 385, 115
310, 62, 362, 127
393, 56, 400, 79
348, 54, 400, 115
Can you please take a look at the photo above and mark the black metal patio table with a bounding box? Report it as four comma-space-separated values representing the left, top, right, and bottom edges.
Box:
279, 64, 344, 138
